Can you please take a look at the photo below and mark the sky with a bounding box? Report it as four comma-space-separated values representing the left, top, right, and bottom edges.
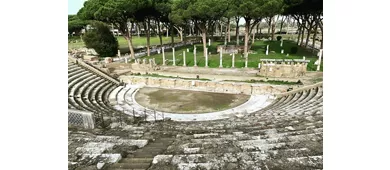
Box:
68, 0, 86, 15
68, 0, 248, 25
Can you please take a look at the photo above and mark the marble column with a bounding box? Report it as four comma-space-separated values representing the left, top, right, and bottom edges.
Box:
317, 49, 322, 71
194, 46, 197, 67
232, 53, 235, 68
205, 48, 208, 67
245, 53, 248, 68
183, 51, 186, 66
219, 47, 223, 68
162, 47, 166, 65
172, 47, 176, 66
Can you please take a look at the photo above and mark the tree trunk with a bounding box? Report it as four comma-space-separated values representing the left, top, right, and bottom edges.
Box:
297, 25, 302, 45
202, 31, 207, 57
235, 17, 240, 45
170, 25, 174, 48
220, 23, 223, 39
227, 18, 231, 42
252, 29, 255, 44
271, 20, 276, 41
122, 23, 135, 59
256, 23, 259, 34
311, 23, 318, 52
146, 19, 151, 56
224, 21, 228, 45
244, 21, 250, 64
136, 23, 140, 38
305, 28, 311, 48
280, 20, 284, 33
189, 22, 192, 36
267, 18, 271, 35
300, 27, 305, 46
157, 20, 163, 50
166, 25, 169, 37
300, 21, 305, 46
174, 26, 183, 42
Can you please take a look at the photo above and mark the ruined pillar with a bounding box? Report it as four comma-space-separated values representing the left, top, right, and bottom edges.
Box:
172, 47, 176, 66
317, 49, 322, 71
245, 53, 248, 68
205, 48, 208, 67
194, 46, 197, 67
162, 47, 166, 65
183, 51, 186, 66
232, 53, 235, 68
219, 47, 223, 68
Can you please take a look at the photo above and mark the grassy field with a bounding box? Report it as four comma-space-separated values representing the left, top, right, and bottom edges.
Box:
68, 36, 181, 53
141, 40, 323, 71
135, 87, 250, 113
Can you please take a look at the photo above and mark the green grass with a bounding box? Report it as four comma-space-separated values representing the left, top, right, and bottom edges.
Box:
225, 79, 303, 85
135, 87, 250, 113
131, 73, 211, 81
68, 36, 181, 54
141, 40, 323, 71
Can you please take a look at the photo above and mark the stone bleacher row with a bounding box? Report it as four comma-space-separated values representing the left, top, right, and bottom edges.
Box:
68, 60, 123, 124
68, 58, 323, 169
103, 84, 323, 170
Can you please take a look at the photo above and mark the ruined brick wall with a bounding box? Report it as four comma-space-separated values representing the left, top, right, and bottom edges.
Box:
258, 59, 309, 78
120, 76, 289, 95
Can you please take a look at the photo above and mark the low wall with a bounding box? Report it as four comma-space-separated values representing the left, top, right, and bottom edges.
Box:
68, 56, 120, 85
120, 76, 289, 95
276, 82, 323, 97
68, 109, 94, 129
258, 59, 310, 78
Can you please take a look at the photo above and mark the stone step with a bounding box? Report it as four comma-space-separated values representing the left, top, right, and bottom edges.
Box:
136, 148, 166, 153
119, 157, 153, 163
107, 169, 146, 170
110, 162, 151, 169
132, 152, 158, 158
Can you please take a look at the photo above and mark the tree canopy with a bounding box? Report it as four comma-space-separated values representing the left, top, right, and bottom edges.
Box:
82, 21, 119, 57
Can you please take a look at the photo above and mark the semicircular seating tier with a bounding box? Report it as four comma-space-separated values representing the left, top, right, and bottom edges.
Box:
102, 83, 323, 170
68, 59, 123, 117
68, 58, 323, 169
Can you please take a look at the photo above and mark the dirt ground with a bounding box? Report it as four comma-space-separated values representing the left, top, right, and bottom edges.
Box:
135, 87, 250, 114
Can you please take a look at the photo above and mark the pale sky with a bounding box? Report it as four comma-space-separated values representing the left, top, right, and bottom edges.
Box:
68, 0, 247, 25
68, 0, 86, 15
